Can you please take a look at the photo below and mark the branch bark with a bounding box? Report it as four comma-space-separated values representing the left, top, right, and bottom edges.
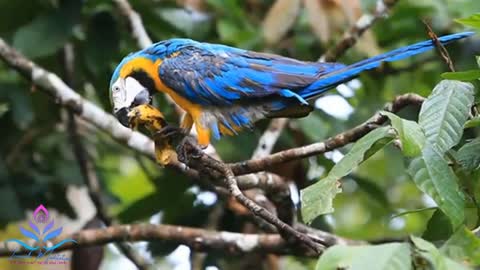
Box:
0, 224, 354, 257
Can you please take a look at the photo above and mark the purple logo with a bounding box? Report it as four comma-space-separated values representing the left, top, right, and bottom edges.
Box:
5, 204, 76, 264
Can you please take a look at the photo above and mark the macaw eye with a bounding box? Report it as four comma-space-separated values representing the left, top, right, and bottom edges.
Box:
113, 86, 120, 93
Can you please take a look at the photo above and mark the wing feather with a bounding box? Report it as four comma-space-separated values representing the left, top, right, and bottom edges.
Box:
158, 43, 345, 107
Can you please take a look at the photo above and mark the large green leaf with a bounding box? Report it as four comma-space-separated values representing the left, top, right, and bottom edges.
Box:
408, 145, 465, 228
381, 111, 425, 157
12, 0, 81, 58
418, 80, 474, 153
456, 138, 480, 171
316, 243, 411, 270
441, 226, 480, 266
411, 236, 471, 270
301, 127, 394, 223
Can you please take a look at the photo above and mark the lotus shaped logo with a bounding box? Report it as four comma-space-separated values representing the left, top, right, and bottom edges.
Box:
5, 204, 76, 259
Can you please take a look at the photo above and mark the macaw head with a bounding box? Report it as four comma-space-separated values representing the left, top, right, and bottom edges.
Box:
110, 39, 193, 127
109, 52, 159, 127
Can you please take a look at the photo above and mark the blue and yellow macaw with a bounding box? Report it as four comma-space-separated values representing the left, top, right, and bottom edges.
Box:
110, 32, 473, 147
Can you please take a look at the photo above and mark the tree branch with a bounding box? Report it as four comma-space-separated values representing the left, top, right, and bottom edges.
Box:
176, 139, 326, 255
0, 224, 354, 257
229, 93, 425, 175
321, 0, 400, 62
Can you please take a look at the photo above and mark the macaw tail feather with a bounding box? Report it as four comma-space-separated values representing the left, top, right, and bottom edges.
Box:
299, 31, 475, 99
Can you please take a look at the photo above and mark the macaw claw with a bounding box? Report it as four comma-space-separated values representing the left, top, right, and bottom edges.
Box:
176, 136, 203, 164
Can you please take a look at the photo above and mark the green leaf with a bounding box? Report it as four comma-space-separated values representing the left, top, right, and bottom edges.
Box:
456, 138, 480, 171
12, 1, 81, 58
423, 209, 454, 242
301, 127, 394, 223
456, 13, 480, 29
381, 111, 426, 157
419, 80, 474, 153
464, 117, 480, 128
441, 226, 480, 266
316, 243, 411, 270
408, 145, 465, 228
441, 70, 480, 81
411, 236, 471, 270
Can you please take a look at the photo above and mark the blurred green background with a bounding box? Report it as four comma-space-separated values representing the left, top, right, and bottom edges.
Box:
0, 0, 478, 269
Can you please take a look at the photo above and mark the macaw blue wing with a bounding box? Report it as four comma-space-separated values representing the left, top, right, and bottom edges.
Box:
158, 43, 346, 107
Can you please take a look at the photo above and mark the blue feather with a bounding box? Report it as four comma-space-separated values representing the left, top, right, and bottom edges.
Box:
299, 32, 475, 99
278, 89, 308, 105
211, 121, 221, 140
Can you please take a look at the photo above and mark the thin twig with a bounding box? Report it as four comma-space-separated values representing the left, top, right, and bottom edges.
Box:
321, 0, 400, 62
229, 93, 425, 175
422, 20, 456, 72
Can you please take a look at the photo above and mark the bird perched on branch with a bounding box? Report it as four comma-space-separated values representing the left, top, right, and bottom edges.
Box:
110, 32, 473, 147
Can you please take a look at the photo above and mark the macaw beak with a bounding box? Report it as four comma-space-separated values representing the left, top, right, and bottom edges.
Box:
115, 107, 130, 127
114, 89, 151, 128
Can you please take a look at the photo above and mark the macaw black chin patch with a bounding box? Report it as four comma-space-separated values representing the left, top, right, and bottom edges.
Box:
129, 70, 156, 95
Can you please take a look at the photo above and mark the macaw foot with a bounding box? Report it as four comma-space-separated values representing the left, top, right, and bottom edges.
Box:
176, 135, 204, 164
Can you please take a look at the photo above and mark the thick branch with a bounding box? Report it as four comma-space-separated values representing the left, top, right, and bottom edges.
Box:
321, 0, 400, 62
0, 224, 348, 257
230, 93, 425, 175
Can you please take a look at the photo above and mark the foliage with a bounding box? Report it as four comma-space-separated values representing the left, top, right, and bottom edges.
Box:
0, 0, 480, 269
